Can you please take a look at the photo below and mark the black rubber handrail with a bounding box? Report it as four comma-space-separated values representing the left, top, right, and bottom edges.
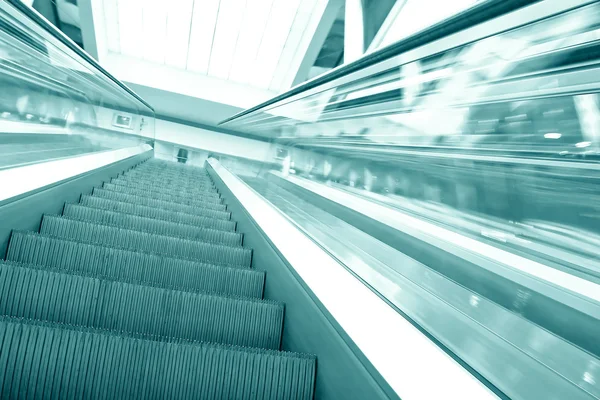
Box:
5, 0, 155, 113
219, 0, 540, 125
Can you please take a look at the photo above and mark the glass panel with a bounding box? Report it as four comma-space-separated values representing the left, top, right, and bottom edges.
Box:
222, 2, 600, 398
0, 1, 155, 170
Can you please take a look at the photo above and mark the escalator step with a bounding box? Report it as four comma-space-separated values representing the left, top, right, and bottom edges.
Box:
0, 318, 315, 399
136, 163, 210, 176
92, 187, 226, 216
119, 172, 215, 187
93, 187, 227, 212
1, 253, 263, 299
40, 215, 252, 267
80, 195, 236, 231
7, 229, 258, 293
107, 179, 221, 200
83, 194, 230, 221
111, 177, 217, 195
0, 263, 283, 349
62, 203, 241, 241
122, 172, 215, 187
102, 182, 224, 205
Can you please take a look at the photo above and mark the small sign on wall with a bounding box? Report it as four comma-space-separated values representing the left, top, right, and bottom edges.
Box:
112, 113, 133, 129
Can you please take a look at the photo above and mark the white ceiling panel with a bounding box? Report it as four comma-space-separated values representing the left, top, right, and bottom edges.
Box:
165, 0, 194, 69
103, 0, 120, 53
97, 0, 330, 97
141, 0, 167, 64
117, 0, 143, 58
252, 0, 302, 89
227, 0, 274, 85
269, 0, 318, 91
186, 0, 220, 73
208, 0, 246, 79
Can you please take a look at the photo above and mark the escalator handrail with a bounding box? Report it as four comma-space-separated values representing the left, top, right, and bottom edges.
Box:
4, 0, 155, 113
219, 0, 543, 124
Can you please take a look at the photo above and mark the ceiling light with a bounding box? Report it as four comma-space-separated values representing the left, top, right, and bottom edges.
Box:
187, 0, 221, 73
117, 0, 144, 58
544, 133, 561, 139
208, 0, 246, 79
165, 0, 194, 69
575, 141, 592, 148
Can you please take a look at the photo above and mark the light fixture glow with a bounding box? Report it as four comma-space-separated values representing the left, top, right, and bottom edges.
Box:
228, 0, 274, 83
117, 0, 144, 58
252, 0, 302, 89
208, 0, 246, 79
575, 141, 592, 148
187, 0, 221, 73
103, 0, 121, 53
544, 133, 561, 139
165, 0, 194, 69
142, 2, 167, 64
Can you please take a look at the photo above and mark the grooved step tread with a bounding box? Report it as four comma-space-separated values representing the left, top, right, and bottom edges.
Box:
107, 179, 221, 200
123, 172, 215, 187
93, 187, 227, 213
0, 159, 317, 398
62, 203, 241, 240
83, 194, 230, 221
0, 262, 283, 349
102, 182, 224, 206
41, 215, 252, 267
80, 195, 236, 231
0, 317, 315, 399
7, 231, 250, 275
111, 177, 217, 195
120, 173, 215, 187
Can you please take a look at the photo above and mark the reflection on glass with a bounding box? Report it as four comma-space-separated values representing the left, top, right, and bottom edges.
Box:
224, 3, 600, 399
0, 1, 155, 170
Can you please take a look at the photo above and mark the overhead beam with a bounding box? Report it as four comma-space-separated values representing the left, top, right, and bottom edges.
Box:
291, 0, 344, 87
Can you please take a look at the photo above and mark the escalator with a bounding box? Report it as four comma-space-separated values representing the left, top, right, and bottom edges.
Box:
0, 158, 316, 399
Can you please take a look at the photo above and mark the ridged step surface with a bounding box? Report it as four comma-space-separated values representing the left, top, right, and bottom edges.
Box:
40, 215, 252, 267
123, 171, 215, 186
7, 230, 251, 276
80, 195, 236, 231
63, 203, 242, 241
111, 177, 217, 195
102, 182, 224, 205
0, 160, 316, 398
93, 186, 227, 212
0, 263, 283, 349
0, 318, 316, 399
86, 192, 230, 221
106, 179, 221, 200
119, 173, 216, 188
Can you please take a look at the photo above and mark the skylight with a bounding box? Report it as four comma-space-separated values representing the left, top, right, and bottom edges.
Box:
98, 0, 326, 92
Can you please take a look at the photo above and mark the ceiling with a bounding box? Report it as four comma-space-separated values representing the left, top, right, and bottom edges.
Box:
100, 0, 326, 93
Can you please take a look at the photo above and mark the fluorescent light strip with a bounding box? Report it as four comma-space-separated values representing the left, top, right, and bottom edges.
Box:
103, 0, 120, 53
186, 0, 220, 73
208, 158, 497, 400
165, 0, 194, 69
208, 0, 247, 79
0, 144, 152, 202
252, 0, 302, 89
227, 0, 274, 83
269, 0, 317, 91
142, 1, 167, 64
117, 0, 143, 58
